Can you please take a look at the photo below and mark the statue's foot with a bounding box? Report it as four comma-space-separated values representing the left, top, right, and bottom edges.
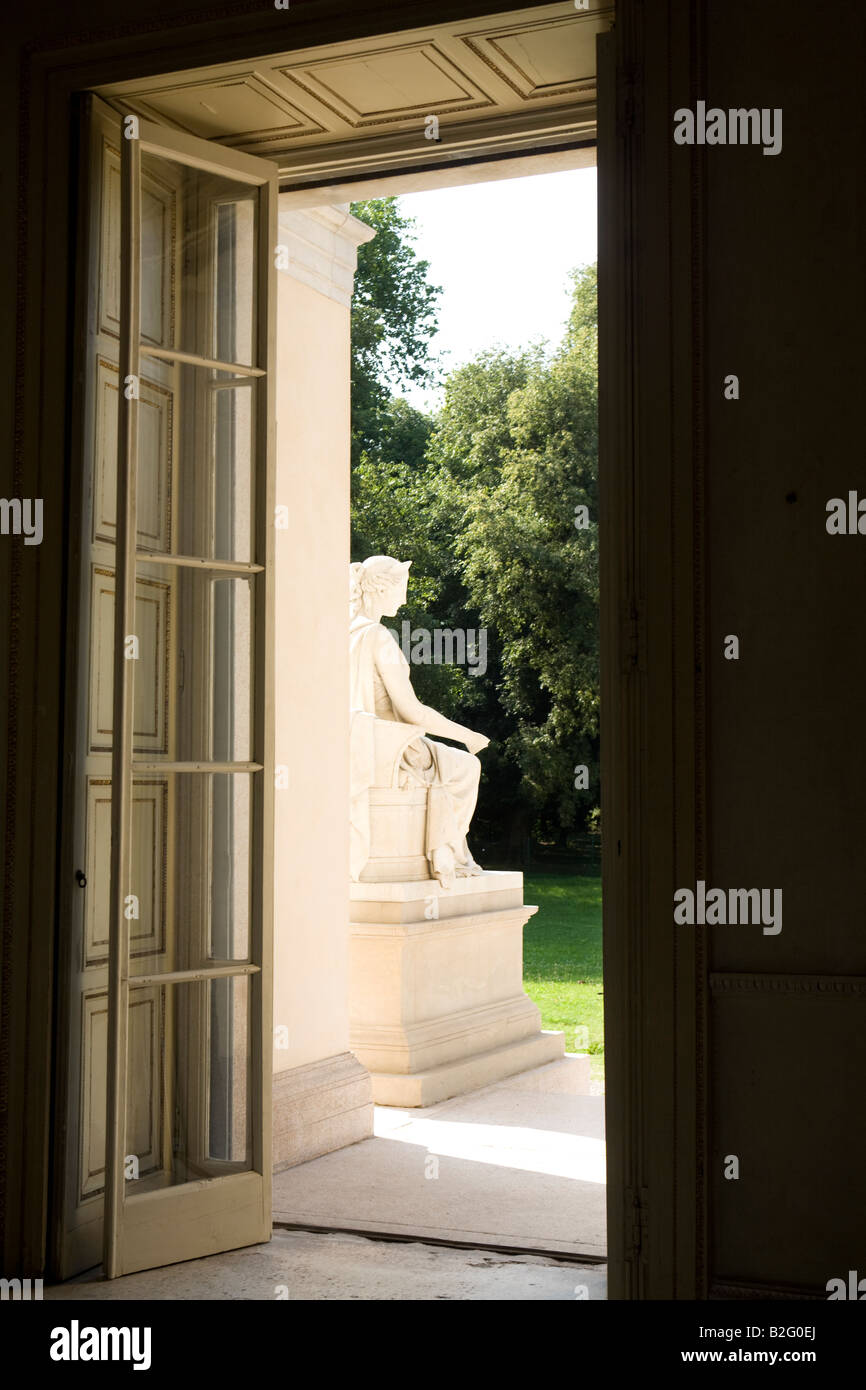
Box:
454, 848, 484, 877
432, 847, 456, 891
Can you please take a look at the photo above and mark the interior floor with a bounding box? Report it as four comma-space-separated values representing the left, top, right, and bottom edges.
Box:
46, 1228, 607, 1301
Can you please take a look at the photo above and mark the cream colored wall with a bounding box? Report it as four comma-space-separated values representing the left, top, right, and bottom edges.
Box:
272, 226, 352, 1074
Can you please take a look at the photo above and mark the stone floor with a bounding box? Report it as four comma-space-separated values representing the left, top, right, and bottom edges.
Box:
45, 1055, 607, 1300
274, 1055, 606, 1259
46, 1228, 606, 1300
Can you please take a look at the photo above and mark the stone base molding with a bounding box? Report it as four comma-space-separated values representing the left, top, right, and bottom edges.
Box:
273, 1052, 373, 1172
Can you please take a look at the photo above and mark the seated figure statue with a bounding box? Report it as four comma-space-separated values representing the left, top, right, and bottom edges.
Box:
350, 555, 490, 889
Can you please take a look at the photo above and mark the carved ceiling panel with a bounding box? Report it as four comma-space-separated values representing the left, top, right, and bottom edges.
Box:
460, 13, 604, 100
95, 2, 612, 182
128, 73, 325, 145
279, 43, 496, 128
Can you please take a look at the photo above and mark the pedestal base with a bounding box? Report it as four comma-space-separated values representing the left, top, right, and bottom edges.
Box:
368, 1031, 566, 1108
349, 871, 566, 1107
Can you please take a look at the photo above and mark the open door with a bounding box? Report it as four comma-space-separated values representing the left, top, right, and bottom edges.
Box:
55, 98, 277, 1280
104, 113, 277, 1279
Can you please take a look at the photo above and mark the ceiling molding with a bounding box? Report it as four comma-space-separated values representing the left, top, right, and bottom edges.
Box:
96, 2, 610, 180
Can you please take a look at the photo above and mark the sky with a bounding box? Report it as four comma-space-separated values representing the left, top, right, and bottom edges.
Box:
395, 164, 597, 413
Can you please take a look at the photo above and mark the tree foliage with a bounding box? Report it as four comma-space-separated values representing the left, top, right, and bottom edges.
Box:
455, 265, 599, 844
349, 198, 442, 466
349, 204, 599, 853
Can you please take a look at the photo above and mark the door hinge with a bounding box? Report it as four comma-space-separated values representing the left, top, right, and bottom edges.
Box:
627, 1185, 649, 1260
622, 600, 646, 673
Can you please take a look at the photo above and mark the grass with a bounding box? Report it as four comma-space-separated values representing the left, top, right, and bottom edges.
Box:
522, 869, 604, 1080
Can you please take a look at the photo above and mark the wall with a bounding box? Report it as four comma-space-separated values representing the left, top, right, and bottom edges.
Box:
701, 1, 866, 1294
271, 203, 375, 1166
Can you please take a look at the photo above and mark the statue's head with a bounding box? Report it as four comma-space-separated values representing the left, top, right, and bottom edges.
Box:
349, 555, 411, 619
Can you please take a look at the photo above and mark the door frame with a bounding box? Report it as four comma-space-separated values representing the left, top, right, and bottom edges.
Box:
598, 5, 709, 1298
6, 0, 708, 1296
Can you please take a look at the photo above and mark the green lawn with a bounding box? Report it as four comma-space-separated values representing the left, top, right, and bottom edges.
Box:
522, 870, 604, 1079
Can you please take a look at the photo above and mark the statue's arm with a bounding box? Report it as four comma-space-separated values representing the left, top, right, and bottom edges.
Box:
374, 629, 489, 754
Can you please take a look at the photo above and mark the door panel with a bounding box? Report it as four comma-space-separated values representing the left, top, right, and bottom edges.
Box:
89, 567, 172, 753
55, 96, 276, 1280
84, 777, 169, 965
93, 362, 174, 553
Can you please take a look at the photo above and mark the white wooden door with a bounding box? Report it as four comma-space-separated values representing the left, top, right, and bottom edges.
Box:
57, 97, 277, 1279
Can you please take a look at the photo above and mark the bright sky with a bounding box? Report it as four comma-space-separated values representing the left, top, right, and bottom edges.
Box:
396, 165, 597, 413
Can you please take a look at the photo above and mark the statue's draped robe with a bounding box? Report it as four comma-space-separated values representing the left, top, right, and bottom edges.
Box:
349, 615, 481, 881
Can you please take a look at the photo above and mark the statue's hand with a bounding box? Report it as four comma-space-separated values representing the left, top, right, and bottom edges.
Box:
465, 731, 490, 755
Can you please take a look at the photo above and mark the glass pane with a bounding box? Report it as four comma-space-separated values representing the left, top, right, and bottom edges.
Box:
123, 976, 252, 1195
128, 771, 253, 976
134, 362, 254, 564
139, 153, 258, 368
130, 560, 254, 763
211, 377, 255, 564
215, 198, 256, 368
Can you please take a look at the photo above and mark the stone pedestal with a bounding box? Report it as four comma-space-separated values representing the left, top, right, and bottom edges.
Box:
349, 871, 565, 1106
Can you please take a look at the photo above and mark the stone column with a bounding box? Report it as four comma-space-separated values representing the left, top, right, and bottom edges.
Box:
272, 202, 376, 1170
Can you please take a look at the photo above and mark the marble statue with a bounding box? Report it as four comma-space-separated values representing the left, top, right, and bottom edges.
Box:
350, 555, 490, 889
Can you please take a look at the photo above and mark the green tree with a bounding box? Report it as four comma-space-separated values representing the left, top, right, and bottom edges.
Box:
426, 347, 544, 485
420, 266, 600, 852
349, 198, 442, 467
459, 266, 599, 847
350, 238, 600, 857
